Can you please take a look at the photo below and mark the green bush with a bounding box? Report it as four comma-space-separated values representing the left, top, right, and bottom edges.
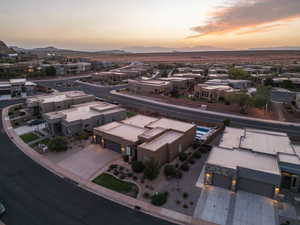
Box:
164, 165, 177, 177
144, 158, 160, 180
131, 161, 145, 173
123, 155, 129, 162
180, 163, 190, 171
223, 118, 231, 127
48, 136, 68, 152
179, 152, 188, 162
192, 151, 202, 159
151, 192, 168, 206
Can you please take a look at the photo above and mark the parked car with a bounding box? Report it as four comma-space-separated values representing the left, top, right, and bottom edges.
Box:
0, 201, 5, 217
38, 144, 48, 153
27, 119, 45, 126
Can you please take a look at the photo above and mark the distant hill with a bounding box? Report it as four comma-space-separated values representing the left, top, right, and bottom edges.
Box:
0, 40, 16, 54
123, 45, 232, 53
10, 45, 128, 55
248, 46, 300, 51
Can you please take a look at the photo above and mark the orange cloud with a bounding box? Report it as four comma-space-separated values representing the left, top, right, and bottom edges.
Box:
189, 0, 300, 38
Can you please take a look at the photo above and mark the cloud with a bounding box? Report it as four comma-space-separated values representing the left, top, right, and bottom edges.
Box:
189, 0, 300, 38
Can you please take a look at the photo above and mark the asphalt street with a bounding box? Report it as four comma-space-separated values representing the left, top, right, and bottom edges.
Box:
0, 100, 174, 225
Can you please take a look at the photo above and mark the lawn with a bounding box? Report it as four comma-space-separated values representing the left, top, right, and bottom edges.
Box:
93, 173, 139, 198
20, 132, 39, 143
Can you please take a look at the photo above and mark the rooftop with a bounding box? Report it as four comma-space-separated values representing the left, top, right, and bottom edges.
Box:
146, 117, 195, 133
122, 115, 158, 128
219, 127, 244, 149
139, 130, 183, 152
207, 146, 280, 175
27, 91, 91, 104
95, 122, 148, 143
129, 79, 171, 87
45, 101, 124, 122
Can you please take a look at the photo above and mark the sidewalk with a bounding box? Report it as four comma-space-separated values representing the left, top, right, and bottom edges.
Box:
2, 104, 215, 225
111, 90, 300, 127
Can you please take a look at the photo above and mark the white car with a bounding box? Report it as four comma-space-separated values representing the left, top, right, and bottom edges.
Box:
38, 144, 48, 153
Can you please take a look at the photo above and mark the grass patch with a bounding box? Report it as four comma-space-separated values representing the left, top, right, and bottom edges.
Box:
126, 111, 137, 118
93, 173, 139, 198
20, 132, 39, 143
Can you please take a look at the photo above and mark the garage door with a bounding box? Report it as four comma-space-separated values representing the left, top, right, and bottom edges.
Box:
104, 139, 121, 153
212, 174, 232, 189
237, 178, 274, 198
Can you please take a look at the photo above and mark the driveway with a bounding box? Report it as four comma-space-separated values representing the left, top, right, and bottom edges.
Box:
233, 191, 276, 225
15, 123, 46, 136
194, 186, 234, 225
57, 144, 121, 180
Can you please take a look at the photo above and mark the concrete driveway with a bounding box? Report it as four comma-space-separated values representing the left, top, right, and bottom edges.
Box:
15, 123, 46, 135
57, 144, 121, 180
194, 186, 234, 225
233, 191, 276, 225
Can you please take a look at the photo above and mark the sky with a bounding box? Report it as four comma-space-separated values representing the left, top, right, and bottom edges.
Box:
1, 0, 300, 51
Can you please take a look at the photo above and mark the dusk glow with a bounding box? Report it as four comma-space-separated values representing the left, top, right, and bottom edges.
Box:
1, 0, 300, 50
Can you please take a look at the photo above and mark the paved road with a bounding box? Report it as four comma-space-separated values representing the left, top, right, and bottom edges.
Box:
38, 79, 300, 137
0, 100, 175, 225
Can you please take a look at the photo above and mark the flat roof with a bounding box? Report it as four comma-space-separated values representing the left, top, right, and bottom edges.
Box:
207, 147, 280, 175
129, 79, 171, 87
95, 122, 148, 143
240, 129, 294, 155
122, 115, 158, 128
278, 153, 300, 165
139, 130, 183, 151
9, 78, 26, 84
138, 127, 166, 140
46, 101, 123, 122
219, 127, 244, 149
28, 91, 90, 104
146, 117, 195, 133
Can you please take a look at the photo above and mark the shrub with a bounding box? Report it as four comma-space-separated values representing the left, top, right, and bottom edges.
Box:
183, 204, 188, 209
131, 161, 145, 173
151, 192, 168, 206
183, 192, 188, 199
109, 164, 118, 170
123, 155, 129, 162
180, 163, 190, 171
192, 151, 202, 159
190, 201, 194, 205
176, 200, 181, 204
189, 159, 195, 164
143, 192, 150, 199
175, 170, 183, 179
192, 141, 200, 149
223, 118, 231, 127
179, 152, 188, 162
144, 158, 160, 180
164, 165, 177, 177
48, 136, 68, 152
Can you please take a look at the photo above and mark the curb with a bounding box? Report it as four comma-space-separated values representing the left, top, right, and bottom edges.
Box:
2, 104, 214, 225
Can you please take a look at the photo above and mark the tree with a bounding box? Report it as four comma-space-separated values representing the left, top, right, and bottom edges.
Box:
131, 161, 145, 173
226, 93, 252, 114
281, 80, 294, 90
223, 118, 231, 127
151, 192, 168, 206
45, 66, 56, 76
251, 86, 271, 109
228, 67, 250, 80
48, 136, 68, 152
143, 158, 160, 180
264, 78, 274, 87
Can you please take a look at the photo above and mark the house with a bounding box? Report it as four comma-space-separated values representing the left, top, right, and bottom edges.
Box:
128, 79, 173, 95
204, 127, 300, 198
0, 78, 37, 97
204, 79, 252, 89
194, 84, 240, 102
26, 91, 95, 115
158, 77, 195, 91
44, 101, 126, 136
172, 73, 205, 83
93, 115, 196, 165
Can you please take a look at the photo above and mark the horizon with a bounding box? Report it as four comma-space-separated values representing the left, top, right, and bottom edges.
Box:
1, 0, 300, 51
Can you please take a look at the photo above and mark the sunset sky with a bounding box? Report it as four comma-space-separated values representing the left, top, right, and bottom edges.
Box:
1, 0, 300, 51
